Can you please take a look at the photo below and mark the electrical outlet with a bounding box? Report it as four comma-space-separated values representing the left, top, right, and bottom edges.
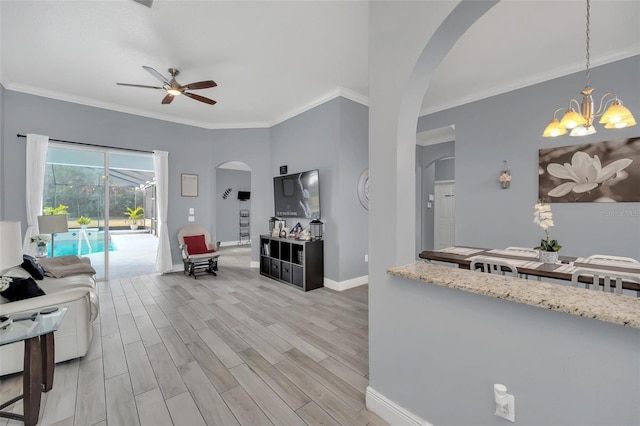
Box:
364, 254, 368, 262
495, 393, 515, 422
188, 215, 195, 222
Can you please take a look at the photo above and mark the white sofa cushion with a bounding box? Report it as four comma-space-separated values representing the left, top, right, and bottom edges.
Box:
0, 265, 98, 376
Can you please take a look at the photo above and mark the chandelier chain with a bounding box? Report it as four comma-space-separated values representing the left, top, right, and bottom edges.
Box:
585, 0, 591, 87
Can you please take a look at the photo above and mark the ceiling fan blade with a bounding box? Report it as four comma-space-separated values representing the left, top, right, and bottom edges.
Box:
116, 83, 164, 89
183, 80, 217, 90
143, 66, 169, 84
161, 94, 174, 104
184, 92, 217, 105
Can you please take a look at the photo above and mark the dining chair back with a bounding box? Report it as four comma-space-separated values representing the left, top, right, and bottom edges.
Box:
571, 268, 640, 295
470, 256, 519, 278
585, 254, 640, 264
504, 247, 538, 256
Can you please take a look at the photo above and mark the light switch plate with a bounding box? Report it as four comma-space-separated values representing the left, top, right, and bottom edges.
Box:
188, 216, 195, 222
189, 208, 195, 214
428, 194, 434, 201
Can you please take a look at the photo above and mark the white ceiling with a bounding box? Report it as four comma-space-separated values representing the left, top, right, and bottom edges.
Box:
1, 1, 638, 130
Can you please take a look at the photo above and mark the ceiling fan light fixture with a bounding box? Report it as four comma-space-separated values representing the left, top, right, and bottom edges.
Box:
167, 88, 182, 96
541, 0, 636, 137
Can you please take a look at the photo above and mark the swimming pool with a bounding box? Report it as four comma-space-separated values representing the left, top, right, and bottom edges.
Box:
51, 239, 115, 256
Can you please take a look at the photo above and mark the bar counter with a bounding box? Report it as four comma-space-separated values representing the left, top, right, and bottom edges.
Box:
388, 262, 640, 329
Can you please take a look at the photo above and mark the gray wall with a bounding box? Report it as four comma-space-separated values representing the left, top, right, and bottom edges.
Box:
0, 90, 271, 267
215, 168, 251, 244
270, 97, 369, 283
418, 55, 640, 260
1, 88, 367, 282
369, 1, 639, 425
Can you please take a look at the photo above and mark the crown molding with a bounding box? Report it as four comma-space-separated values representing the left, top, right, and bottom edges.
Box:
417, 125, 455, 146
269, 86, 368, 127
3, 82, 369, 130
420, 48, 640, 117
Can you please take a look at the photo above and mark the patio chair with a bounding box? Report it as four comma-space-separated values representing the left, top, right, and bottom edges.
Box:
177, 224, 221, 279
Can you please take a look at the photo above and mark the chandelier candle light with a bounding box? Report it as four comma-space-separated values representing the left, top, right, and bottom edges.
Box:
542, 0, 636, 138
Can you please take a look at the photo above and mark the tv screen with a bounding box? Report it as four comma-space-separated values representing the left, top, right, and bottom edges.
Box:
274, 169, 320, 218
238, 191, 251, 200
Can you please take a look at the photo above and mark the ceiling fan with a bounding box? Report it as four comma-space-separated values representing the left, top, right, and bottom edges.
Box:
117, 66, 217, 105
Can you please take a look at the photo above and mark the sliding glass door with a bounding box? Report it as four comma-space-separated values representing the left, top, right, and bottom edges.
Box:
43, 144, 156, 280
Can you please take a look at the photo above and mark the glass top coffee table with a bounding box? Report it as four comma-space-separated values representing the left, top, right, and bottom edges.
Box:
0, 307, 67, 426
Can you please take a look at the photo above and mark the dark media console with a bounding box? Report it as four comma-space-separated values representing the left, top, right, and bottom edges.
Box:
259, 235, 323, 291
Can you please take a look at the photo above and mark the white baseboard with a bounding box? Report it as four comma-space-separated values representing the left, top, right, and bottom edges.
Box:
366, 386, 432, 426
170, 263, 184, 273
323, 275, 368, 291
219, 240, 251, 247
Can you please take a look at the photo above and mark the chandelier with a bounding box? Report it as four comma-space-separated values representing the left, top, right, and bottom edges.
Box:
542, 0, 636, 137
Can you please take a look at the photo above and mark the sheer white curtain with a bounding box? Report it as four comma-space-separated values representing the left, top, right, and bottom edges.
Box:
22, 134, 49, 255
153, 150, 172, 273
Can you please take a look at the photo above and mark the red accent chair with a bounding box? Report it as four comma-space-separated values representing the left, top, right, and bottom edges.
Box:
177, 225, 221, 279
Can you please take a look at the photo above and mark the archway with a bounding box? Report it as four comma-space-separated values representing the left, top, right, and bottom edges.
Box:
367, 1, 499, 423
215, 161, 252, 255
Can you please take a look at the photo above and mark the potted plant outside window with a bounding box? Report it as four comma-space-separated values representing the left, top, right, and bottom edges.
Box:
43, 204, 69, 215
125, 206, 144, 230
76, 216, 91, 229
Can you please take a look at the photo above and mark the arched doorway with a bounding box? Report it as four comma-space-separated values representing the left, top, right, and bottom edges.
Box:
215, 161, 252, 266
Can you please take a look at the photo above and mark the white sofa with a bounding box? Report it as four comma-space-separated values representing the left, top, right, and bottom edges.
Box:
0, 264, 98, 376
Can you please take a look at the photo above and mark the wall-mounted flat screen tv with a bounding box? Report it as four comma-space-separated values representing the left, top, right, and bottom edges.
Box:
274, 169, 320, 218
238, 191, 251, 200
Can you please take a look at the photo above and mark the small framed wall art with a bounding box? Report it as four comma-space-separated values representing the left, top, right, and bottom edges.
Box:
181, 173, 198, 197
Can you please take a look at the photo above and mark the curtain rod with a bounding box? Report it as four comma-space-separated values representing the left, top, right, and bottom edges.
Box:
16, 134, 152, 154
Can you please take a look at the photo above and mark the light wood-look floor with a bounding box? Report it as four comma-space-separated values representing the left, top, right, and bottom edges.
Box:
1, 246, 386, 426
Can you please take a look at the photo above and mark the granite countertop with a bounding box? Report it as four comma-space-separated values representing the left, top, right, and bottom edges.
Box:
388, 262, 640, 329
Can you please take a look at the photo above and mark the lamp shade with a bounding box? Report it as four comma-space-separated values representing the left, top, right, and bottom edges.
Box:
0, 221, 23, 271
38, 214, 69, 234
559, 109, 587, 130
569, 125, 597, 137
600, 102, 636, 126
542, 119, 568, 137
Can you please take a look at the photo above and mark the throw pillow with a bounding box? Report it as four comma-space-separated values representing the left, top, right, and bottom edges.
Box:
0, 277, 46, 302
21, 255, 45, 280
183, 234, 215, 255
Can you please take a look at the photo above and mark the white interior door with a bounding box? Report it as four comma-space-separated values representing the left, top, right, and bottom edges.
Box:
434, 181, 455, 249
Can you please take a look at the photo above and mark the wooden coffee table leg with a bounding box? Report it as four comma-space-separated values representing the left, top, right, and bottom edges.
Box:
23, 337, 43, 426
41, 332, 55, 392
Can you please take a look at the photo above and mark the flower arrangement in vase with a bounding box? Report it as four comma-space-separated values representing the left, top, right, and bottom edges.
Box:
31, 234, 51, 257
533, 202, 561, 263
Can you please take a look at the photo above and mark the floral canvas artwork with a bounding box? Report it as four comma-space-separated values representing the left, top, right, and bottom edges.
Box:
538, 137, 640, 202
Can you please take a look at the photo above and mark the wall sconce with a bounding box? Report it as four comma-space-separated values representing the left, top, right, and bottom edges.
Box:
499, 160, 511, 189
310, 219, 324, 240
